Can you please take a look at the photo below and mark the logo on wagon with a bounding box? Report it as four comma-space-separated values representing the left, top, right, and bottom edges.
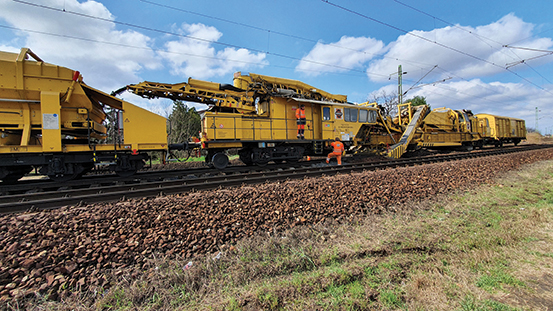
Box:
334, 108, 343, 120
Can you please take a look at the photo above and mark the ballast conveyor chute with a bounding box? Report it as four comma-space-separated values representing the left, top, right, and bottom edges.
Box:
387, 104, 429, 158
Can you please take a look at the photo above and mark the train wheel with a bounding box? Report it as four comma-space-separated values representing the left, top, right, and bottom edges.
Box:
48, 164, 92, 182
115, 159, 143, 178
49, 172, 79, 182
253, 149, 270, 167
212, 152, 229, 170
238, 149, 254, 166
287, 158, 300, 163
116, 169, 137, 178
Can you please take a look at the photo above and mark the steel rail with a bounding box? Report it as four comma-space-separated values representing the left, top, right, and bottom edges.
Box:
0, 144, 551, 213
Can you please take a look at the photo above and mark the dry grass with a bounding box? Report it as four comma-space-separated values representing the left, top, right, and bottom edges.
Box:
525, 132, 553, 144
11, 160, 553, 311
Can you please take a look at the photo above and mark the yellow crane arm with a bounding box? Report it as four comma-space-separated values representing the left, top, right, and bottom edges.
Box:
119, 72, 349, 114
121, 80, 257, 113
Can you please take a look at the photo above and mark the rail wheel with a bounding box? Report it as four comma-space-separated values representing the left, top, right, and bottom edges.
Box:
212, 152, 229, 169
115, 168, 137, 178
252, 149, 270, 167
115, 159, 143, 178
48, 163, 93, 182
238, 149, 254, 166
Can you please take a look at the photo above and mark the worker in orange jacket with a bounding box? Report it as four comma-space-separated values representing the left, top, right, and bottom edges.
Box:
326, 137, 345, 165
296, 104, 306, 139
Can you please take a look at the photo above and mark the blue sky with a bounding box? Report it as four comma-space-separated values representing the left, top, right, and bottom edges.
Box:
1, 0, 553, 133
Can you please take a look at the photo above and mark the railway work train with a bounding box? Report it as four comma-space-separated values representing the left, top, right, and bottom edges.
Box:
0, 48, 173, 183
0, 48, 526, 183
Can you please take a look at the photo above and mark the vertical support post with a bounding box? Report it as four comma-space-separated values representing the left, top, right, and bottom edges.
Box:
398, 65, 403, 106
535, 107, 538, 133
40, 91, 62, 152
20, 103, 31, 146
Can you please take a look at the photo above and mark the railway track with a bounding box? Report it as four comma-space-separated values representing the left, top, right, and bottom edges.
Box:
1, 144, 551, 213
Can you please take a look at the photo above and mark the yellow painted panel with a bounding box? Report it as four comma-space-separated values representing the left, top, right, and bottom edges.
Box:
241, 118, 254, 140
64, 144, 163, 152
270, 98, 287, 119
206, 142, 242, 148
211, 116, 239, 140
40, 91, 62, 152
0, 145, 42, 153
258, 120, 273, 140
122, 101, 167, 150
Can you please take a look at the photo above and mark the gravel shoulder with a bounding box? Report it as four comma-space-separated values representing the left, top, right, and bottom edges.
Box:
1, 148, 553, 309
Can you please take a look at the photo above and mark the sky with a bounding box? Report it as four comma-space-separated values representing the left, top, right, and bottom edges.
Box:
1, 0, 553, 133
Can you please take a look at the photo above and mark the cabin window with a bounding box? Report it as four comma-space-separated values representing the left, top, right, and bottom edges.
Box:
323, 107, 331, 120
359, 109, 368, 122
345, 108, 358, 122
368, 110, 377, 123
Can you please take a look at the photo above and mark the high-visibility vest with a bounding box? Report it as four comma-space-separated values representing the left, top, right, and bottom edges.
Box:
296, 108, 306, 119
331, 141, 344, 154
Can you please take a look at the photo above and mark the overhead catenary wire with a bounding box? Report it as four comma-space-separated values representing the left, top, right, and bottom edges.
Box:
402, 65, 440, 95
9, 0, 553, 104
10, 0, 396, 79
0, 24, 378, 80
128, 0, 553, 103
321, 0, 553, 97
137, 0, 437, 70
392, 0, 508, 50
323, 0, 552, 103
503, 45, 553, 84
391, 0, 552, 81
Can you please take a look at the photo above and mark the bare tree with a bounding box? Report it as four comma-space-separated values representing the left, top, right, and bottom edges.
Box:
369, 90, 398, 117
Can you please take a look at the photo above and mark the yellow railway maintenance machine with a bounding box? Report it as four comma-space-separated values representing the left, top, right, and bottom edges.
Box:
0, 48, 169, 182
416, 107, 483, 150
124, 72, 395, 169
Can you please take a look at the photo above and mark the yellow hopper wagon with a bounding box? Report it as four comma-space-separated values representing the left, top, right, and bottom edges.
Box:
0, 48, 169, 182
475, 114, 526, 147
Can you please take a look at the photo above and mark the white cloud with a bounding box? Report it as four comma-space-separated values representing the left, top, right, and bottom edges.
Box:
0, 0, 160, 92
159, 23, 268, 79
296, 36, 385, 75
118, 92, 208, 117
0, 45, 20, 53
369, 79, 551, 125
367, 14, 553, 82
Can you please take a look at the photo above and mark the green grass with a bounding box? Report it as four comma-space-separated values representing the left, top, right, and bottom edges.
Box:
18, 159, 553, 310
458, 295, 522, 311
380, 289, 404, 309
476, 267, 525, 292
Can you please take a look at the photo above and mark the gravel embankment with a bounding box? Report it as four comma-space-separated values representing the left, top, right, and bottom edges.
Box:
1, 149, 552, 301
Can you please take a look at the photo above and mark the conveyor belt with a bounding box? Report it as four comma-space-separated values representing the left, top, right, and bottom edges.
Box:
387, 105, 429, 158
